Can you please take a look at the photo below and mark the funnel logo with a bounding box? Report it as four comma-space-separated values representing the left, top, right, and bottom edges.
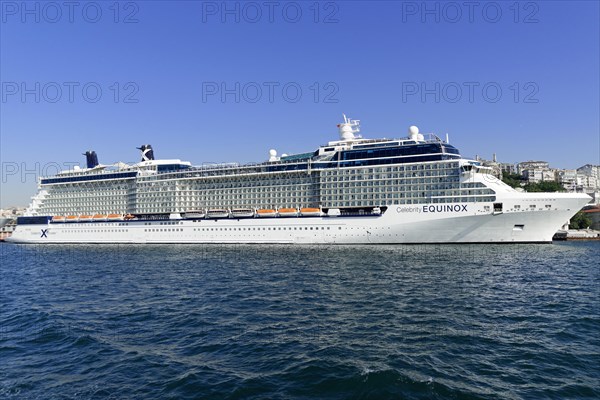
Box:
40, 229, 48, 238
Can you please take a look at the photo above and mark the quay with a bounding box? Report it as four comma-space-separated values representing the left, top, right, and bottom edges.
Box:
553, 229, 600, 241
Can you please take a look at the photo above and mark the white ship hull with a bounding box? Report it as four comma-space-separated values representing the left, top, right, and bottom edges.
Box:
8, 117, 593, 245
6, 194, 589, 244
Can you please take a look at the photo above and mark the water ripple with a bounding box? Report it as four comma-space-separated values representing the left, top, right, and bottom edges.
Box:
1, 242, 599, 399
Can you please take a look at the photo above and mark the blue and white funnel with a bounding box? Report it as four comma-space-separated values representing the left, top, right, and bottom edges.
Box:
83, 151, 99, 168
137, 145, 155, 162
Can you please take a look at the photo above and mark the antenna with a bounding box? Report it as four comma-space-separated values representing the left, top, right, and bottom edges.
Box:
338, 114, 361, 141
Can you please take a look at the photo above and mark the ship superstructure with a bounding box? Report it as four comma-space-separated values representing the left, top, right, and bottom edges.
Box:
7, 116, 590, 244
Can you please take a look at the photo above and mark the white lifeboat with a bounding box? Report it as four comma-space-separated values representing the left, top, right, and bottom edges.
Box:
206, 209, 229, 219
231, 208, 255, 218
185, 210, 206, 219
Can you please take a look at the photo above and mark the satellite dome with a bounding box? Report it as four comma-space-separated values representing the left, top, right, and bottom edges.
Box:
408, 125, 422, 141
268, 149, 278, 162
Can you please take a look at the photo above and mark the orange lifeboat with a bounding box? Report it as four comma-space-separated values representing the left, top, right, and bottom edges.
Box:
256, 209, 277, 218
65, 215, 79, 222
300, 207, 322, 217
52, 216, 66, 223
92, 214, 107, 221
278, 208, 298, 217
79, 215, 93, 222
124, 214, 135, 220
107, 214, 124, 221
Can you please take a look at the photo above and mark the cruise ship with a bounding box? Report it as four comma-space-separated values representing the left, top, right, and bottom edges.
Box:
7, 116, 590, 244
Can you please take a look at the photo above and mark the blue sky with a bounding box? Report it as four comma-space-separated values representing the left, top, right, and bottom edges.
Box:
1, 0, 599, 207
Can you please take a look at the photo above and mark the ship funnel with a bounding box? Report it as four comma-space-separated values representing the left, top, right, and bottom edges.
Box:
137, 144, 155, 162
83, 151, 99, 168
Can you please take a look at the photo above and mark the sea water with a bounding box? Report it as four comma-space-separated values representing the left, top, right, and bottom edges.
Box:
1, 242, 598, 399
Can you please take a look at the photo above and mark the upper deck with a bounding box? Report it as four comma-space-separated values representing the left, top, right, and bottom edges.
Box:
39, 118, 462, 185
